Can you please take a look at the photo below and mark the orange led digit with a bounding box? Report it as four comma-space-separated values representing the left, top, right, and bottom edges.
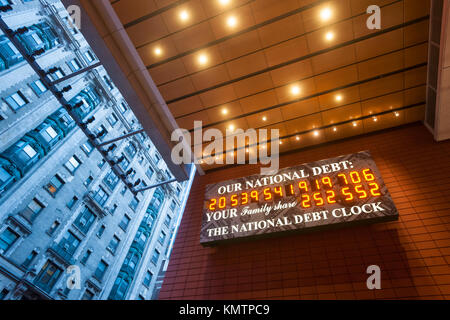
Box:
355, 185, 368, 199
218, 196, 226, 209
341, 187, 354, 202
313, 192, 324, 206
338, 173, 348, 184
326, 190, 336, 204
362, 169, 375, 181
299, 181, 308, 192
369, 182, 382, 196
241, 192, 249, 205
231, 194, 238, 207
208, 198, 217, 211
314, 179, 320, 191
263, 187, 272, 201
350, 171, 361, 184
274, 186, 283, 197
250, 190, 259, 202
285, 184, 295, 196
322, 176, 333, 188
301, 194, 311, 208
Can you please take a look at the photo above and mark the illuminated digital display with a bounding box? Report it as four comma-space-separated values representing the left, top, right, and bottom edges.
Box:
200, 151, 399, 246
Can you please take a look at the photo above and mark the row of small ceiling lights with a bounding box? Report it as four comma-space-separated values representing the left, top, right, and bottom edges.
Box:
149, 2, 401, 163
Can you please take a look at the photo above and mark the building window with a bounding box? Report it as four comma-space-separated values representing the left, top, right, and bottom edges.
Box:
151, 249, 160, 265
106, 112, 118, 126
83, 175, 93, 188
109, 276, 130, 300
146, 167, 154, 179
124, 142, 137, 159
110, 204, 118, 214
64, 155, 81, 174
118, 154, 130, 171
158, 232, 166, 245
50, 68, 65, 80
74, 207, 96, 234
123, 252, 139, 271
67, 59, 81, 72
170, 200, 176, 211
119, 214, 130, 231
107, 235, 120, 255
30, 79, 47, 96
22, 250, 38, 268
92, 186, 109, 206
143, 271, 152, 287
103, 76, 113, 90
47, 220, 60, 236
154, 152, 161, 163
94, 260, 108, 281
103, 170, 119, 191
67, 196, 79, 210
44, 174, 65, 197
120, 186, 127, 196
0, 228, 19, 254
58, 231, 80, 256
118, 102, 127, 114
81, 141, 94, 155
0, 289, 9, 300
96, 225, 106, 238
129, 196, 139, 211
5, 91, 28, 111
96, 125, 108, 141
21, 198, 44, 222
34, 260, 62, 293
84, 51, 95, 63
41, 125, 58, 142
164, 215, 172, 227
81, 290, 94, 300
80, 249, 92, 265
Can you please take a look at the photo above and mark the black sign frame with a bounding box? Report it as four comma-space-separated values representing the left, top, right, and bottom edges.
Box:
200, 151, 399, 246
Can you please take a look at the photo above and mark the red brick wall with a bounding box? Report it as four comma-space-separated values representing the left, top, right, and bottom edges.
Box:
160, 123, 450, 300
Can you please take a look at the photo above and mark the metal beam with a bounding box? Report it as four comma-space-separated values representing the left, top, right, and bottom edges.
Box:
96, 129, 145, 147
50, 61, 102, 85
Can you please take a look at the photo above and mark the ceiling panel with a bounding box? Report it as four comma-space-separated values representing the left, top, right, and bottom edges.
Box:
111, 0, 430, 171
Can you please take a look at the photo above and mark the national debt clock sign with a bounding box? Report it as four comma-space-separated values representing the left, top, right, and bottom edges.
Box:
200, 151, 399, 246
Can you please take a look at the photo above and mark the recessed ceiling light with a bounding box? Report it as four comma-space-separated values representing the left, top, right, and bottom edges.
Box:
335, 94, 343, 102
227, 16, 237, 27
262, 116, 267, 121
320, 7, 332, 21
352, 121, 358, 127
325, 31, 335, 41
279, 140, 283, 145
295, 136, 300, 141
394, 112, 400, 117
333, 127, 337, 132
228, 124, 235, 131
154, 47, 162, 56
246, 148, 249, 153
219, 0, 230, 5
221, 108, 228, 115
373, 117, 378, 122
179, 10, 189, 21
291, 85, 300, 95
313, 130, 320, 137
198, 54, 208, 65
